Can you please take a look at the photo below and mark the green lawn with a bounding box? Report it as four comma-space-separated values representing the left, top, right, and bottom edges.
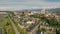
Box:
0, 14, 15, 34
16, 24, 28, 34
0, 15, 8, 27
8, 25, 15, 34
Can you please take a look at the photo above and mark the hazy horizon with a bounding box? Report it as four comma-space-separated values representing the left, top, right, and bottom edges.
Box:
0, 0, 60, 11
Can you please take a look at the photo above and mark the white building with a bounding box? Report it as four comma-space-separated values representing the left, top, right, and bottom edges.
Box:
0, 12, 7, 14
26, 21, 34, 24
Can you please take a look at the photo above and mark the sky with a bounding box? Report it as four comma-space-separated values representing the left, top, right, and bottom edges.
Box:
0, 0, 60, 11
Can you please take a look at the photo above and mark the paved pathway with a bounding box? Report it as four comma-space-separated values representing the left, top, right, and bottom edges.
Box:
8, 15, 20, 34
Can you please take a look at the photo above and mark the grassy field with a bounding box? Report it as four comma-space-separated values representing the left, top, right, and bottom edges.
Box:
15, 24, 28, 34
0, 14, 15, 34
0, 14, 8, 27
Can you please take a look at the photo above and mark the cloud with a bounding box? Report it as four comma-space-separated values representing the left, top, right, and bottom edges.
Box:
44, 0, 60, 2
0, 6, 28, 11
0, 0, 60, 11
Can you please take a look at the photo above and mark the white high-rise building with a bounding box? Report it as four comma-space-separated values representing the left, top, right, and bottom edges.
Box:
41, 8, 48, 14
41, 8, 46, 14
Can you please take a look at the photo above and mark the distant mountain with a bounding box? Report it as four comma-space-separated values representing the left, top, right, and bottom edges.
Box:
19, 9, 42, 12
47, 8, 60, 12
29, 9, 42, 12
29, 8, 60, 12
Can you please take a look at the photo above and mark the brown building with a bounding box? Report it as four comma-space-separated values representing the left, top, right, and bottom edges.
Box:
24, 10, 30, 16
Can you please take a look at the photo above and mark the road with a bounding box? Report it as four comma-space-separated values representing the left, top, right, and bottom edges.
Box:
8, 14, 20, 34
28, 23, 41, 34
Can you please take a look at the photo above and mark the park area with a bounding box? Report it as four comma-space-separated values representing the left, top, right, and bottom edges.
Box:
0, 14, 15, 34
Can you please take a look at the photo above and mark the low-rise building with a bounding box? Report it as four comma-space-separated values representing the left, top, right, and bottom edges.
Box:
26, 21, 35, 24
0, 12, 7, 15
24, 10, 30, 16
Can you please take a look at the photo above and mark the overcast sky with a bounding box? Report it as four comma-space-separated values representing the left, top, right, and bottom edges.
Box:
0, 0, 60, 11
